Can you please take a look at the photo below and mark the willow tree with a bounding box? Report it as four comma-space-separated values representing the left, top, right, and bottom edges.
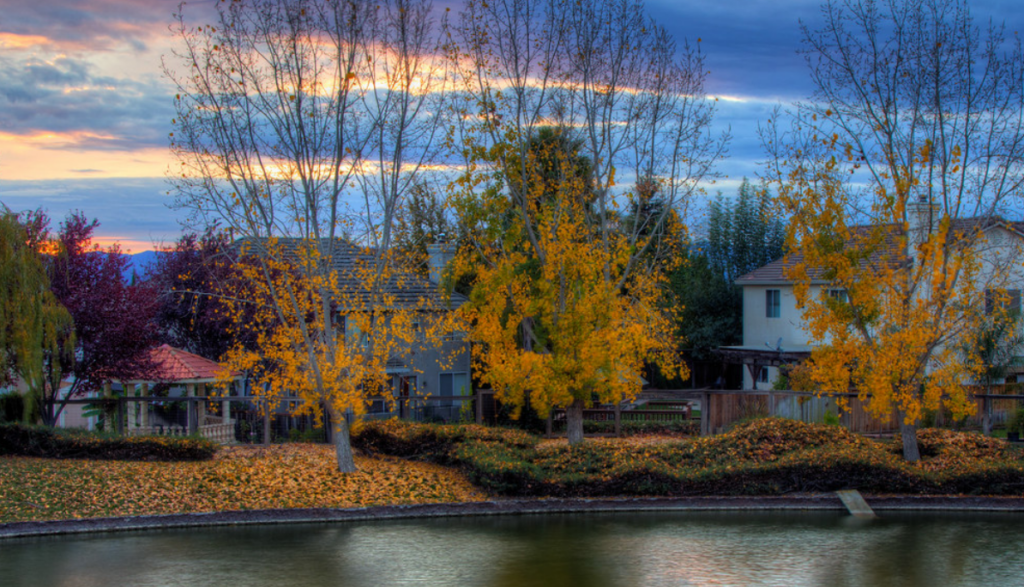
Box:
762, 0, 1024, 461
0, 209, 74, 423
166, 0, 450, 472
446, 0, 725, 444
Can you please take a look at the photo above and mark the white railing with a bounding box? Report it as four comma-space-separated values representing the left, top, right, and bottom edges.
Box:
127, 419, 235, 444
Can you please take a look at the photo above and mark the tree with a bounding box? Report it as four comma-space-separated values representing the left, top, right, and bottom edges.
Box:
167, 0, 451, 472
704, 179, 786, 283
673, 179, 785, 360
392, 182, 456, 278
150, 229, 238, 361
762, 0, 1024, 461
671, 251, 739, 360
446, 0, 725, 444
42, 212, 159, 426
452, 129, 682, 444
966, 301, 1024, 397
0, 208, 74, 423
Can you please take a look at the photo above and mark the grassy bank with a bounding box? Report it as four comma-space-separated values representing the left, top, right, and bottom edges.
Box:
353, 418, 1024, 497
2, 418, 1022, 524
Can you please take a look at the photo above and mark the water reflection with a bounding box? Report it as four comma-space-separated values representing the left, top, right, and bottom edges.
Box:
2, 512, 1023, 587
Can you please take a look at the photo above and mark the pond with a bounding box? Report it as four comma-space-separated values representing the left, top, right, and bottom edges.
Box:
2, 511, 1023, 587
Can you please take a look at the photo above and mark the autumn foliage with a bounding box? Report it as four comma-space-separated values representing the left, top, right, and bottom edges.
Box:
0, 443, 484, 524
355, 418, 1024, 497
449, 129, 684, 444
0, 423, 217, 461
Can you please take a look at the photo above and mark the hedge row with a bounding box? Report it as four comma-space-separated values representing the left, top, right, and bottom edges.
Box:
0, 424, 219, 461
581, 419, 698, 436
352, 417, 1024, 497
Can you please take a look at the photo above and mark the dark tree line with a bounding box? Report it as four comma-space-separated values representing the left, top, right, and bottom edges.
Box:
673, 179, 785, 361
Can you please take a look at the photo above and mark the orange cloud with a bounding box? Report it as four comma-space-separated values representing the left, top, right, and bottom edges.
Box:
0, 33, 52, 50
90, 236, 158, 254
0, 131, 169, 180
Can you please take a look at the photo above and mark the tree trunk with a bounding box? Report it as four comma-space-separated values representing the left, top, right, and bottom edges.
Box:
566, 398, 585, 445
328, 406, 358, 473
898, 413, 921, 462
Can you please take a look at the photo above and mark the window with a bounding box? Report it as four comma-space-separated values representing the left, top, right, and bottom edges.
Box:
344, 316, 369, 348
828, 289, 849, 303
985, 288, 1022, 315
758, 367, 769, 383
766, 289, 781, 318
439, 372, 470, 407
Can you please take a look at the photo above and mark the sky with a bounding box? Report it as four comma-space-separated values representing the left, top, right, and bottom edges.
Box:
0, 0, 1021, 252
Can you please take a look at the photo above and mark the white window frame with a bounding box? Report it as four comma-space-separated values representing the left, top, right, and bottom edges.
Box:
766, 289, 781, 318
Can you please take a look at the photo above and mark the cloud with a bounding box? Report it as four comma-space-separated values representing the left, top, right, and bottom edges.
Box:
0, 0, 185, 52
0, 177, 185, 251
0, 53, 174, 152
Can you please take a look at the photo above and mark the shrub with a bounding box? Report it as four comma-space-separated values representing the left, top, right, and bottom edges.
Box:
581, 419, 698, 436
1006, 407, 1024, 436
0, 391, 24, 424
353, 417, 1024, 497
0, 423, 218, 461
287, 427, 326, 443
912, 428, 1009, 460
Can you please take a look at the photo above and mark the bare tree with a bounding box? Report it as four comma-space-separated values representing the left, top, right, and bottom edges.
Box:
762, 0, 1024, 460
165, 0, 449, 472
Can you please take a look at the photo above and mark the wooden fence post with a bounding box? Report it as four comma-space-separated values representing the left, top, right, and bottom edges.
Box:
983, 396, 992, 436
475, 389, 484, 424
700, 392, 711, 436
263, 407, 271, 446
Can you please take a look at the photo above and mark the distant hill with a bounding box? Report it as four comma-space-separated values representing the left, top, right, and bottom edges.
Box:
123, 250, 162, 283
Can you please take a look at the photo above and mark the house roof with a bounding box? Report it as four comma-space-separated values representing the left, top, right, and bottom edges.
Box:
231, 237, 468, 309
736, 217, 1024, 286
134, 344, 239, 384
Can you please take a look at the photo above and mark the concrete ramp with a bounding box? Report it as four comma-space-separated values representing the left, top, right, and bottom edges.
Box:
836, 490, 877, 518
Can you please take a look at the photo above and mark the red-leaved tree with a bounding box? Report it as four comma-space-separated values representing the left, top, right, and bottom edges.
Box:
40, 212, 159, 426
149, 229, 239, 361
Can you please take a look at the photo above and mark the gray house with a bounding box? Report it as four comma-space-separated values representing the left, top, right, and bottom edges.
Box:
231, 237, 472, 423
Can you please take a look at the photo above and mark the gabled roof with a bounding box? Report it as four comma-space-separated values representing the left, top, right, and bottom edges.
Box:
134, 344, 239, 384
231, 237, 468, 309
736, 217, 1024, 286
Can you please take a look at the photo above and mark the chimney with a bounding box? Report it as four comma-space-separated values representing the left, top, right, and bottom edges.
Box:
907, 195, 939, 255
426, 242, 456, 285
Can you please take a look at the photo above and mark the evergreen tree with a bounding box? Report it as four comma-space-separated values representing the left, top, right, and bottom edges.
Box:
673, 179, 784, 358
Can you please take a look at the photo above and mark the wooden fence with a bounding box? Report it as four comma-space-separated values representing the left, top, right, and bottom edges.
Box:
50, 388, 1024, 443
696, 389, 1024, 435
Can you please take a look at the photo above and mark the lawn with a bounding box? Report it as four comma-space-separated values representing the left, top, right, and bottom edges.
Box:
0, 444, 486, 523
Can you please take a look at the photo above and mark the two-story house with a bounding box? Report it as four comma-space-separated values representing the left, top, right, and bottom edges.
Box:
728, 201, 1024, 390
232, 237, 472, 421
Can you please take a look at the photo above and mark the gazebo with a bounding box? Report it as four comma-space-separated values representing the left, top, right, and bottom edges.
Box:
120, 344, 242, 443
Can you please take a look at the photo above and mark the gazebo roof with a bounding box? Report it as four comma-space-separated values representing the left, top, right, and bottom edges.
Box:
132, 344, 240, 384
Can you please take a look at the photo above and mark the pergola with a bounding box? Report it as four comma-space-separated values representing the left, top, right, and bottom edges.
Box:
714, 345, 812, 390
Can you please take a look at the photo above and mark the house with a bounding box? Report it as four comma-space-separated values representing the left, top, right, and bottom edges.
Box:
727, 200, 1024, 390
230, 237, 473, 422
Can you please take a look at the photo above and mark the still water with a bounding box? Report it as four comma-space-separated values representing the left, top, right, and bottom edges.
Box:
2, 511, 1022, 587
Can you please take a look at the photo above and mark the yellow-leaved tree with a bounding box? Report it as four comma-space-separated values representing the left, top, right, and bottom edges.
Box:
450, 129, 683, 444
444, 0, 726, 444
762, 0, 1024, 461
167, 0, 451, 471
217, 238, 429, 471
